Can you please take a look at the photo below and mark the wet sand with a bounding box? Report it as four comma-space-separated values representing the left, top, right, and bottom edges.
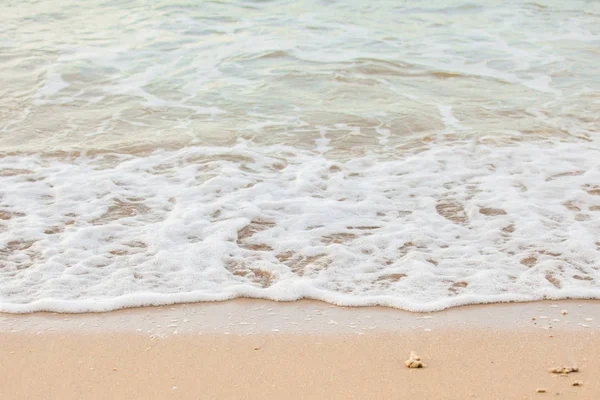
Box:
1, 300, 599, 399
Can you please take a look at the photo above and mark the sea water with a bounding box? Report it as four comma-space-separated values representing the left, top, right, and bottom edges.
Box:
0, 0, 599, 312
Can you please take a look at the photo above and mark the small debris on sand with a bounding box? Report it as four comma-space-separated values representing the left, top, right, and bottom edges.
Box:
572, 380, 583, 387
536, 388, 546, 393
548, 367, 579, 374
404, 351, 425, 368
532, 317, 536, 321
253, 347, 260, 350
561, 310, 568, 316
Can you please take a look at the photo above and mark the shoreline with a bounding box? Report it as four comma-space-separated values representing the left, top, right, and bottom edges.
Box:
2, 300, 599, 399
2, 298, 599, 335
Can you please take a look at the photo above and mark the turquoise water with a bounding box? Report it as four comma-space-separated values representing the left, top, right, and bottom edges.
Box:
2, 0, 599, 152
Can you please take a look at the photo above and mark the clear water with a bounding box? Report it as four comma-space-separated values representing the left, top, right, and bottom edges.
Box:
1, 0, 599, 312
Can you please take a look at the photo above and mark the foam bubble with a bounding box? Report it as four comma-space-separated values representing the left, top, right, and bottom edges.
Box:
1, 139, 599, 313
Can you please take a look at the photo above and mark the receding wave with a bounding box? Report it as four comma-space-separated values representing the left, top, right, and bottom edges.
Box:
1, 139, 599, 313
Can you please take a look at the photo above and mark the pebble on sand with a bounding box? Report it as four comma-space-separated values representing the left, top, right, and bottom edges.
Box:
536, 388, 546, 393
404, 351, 425, 368
561, 310, 568, 316
572, 380, 583, 387
548, 367, 579, 374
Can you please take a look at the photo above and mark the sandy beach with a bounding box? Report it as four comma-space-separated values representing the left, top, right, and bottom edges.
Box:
1, 299, 599, 399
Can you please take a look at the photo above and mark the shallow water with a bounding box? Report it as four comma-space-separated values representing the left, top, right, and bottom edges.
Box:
1, 0, 599, 312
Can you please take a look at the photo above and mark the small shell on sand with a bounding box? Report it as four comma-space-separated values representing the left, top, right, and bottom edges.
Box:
404, 351, 425, 368
536, 388, 546, 393
548, 367, 579, 374
572, 380, 583, 386
561, 310, 568, 315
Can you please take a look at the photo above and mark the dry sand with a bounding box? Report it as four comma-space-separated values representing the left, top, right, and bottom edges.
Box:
1, 299, 599, 399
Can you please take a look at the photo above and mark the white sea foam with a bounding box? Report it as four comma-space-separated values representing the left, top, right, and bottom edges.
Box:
34, 69, 70, 103
1, 139, 599, 313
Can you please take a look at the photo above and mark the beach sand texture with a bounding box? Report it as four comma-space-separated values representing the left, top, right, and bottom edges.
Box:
1, 300, 599, 399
